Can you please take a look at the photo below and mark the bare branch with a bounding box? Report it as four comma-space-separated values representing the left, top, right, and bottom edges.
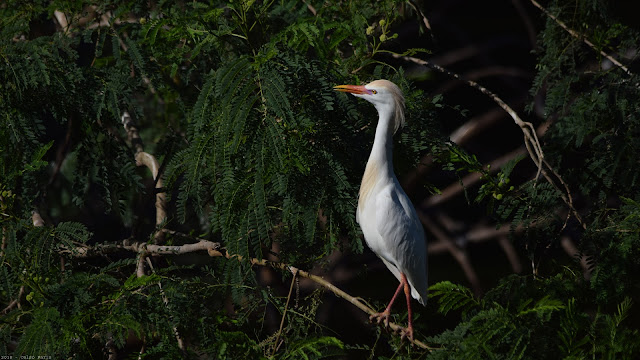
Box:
2, 286, 24, 315
121, 112, 167, 243
528, 0, 633, 77
393, 54, 585, 228
407, 0, 433, 35
238, 253, 435, 350
423, 147, 527, 208
67, 239, 221, 258
302, 0, 317, 16
498, 236, 523, 273
136, 253, 146, 278
419, 213, 483, 296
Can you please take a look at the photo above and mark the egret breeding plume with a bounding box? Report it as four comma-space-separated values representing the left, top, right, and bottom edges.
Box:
334, 80, 428, 340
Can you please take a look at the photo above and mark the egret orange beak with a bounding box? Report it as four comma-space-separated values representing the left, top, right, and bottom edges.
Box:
333, 84, 372, 95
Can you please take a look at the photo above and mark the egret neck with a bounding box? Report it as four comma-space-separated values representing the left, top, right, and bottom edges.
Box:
360, 104, 396, 208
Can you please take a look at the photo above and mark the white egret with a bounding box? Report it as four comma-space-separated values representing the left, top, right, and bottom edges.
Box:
334, 80, 428, 340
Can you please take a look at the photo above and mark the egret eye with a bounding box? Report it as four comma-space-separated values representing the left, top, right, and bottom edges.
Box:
371, 90, 378, 94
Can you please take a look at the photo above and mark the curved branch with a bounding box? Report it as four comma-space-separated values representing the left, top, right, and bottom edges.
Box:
215, 251, 435, 350
121, 112, 167, 243
528, 0, 633, 77
392, 54, 584, 229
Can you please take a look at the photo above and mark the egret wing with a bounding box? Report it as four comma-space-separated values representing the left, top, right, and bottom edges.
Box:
375, 185, 428, 305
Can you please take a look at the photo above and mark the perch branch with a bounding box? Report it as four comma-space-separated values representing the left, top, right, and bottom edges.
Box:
65, 238, 432, 349
220, 251, 434, 350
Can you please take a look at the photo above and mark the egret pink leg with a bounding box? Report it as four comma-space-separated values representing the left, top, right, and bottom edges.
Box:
371, 273, 415, 340
401, 273, 414, 340
370, 280, 404, 327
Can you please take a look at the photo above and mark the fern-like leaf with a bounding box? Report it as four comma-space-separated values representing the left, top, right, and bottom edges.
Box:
429, 281, 482, 317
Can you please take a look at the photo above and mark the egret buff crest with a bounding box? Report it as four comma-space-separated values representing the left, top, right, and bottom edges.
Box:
334, 79, 428, 341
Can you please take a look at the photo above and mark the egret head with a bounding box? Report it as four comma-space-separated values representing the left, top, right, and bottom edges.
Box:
334, 79, 405, 133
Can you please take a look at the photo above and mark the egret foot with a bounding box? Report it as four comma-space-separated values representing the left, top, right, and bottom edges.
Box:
400, 325, 414, 341
369, 311, 391, 328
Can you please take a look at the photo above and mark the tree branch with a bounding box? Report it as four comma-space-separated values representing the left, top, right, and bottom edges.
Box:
528, 0, 633, 77
65, 238, 433, 350
121, 112, 167, 243
419, 213, 483, 296
407, 0, 433, 36
272, 267, 298, 356
393, 53, 585, 229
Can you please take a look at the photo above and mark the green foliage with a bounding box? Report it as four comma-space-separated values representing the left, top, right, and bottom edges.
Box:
1, 0, 640, 358
0, 0, 438, 358
428, 277, 638, 359
281, 336, 344, 360
428, 281, 481, 317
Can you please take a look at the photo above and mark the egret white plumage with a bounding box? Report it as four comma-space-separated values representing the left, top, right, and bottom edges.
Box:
334, 79, 428, 340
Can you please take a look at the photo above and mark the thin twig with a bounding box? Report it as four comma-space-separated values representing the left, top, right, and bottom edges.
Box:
2, 286, 24, 314
528, 0, 633, 77
434, 66, 530, 95
145, 257, 186, 351
272, 267, 298, 356
422, 147, 527, 208
395, 54, 544, 174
